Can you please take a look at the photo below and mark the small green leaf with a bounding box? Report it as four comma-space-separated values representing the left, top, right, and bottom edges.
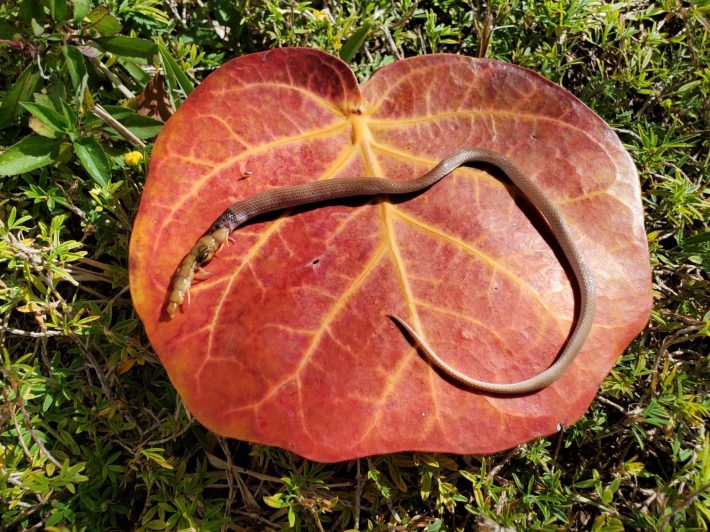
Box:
574, 477, 600, 489
85, 6, 122, 36
0, 136, 61, 176
5, 207, 33, 230
676, 80, 701, 94
339, 23, 372, 62
20, 103, 70, 134
420, 469, 432, 501
140, 448, 174, 470
29, 116, 59, 138
119, 57, 152, 84
73, 0, 91, 20
42, 394, 53, 412
144, 520, 167, 530
0, 64, 40, 129
73, 137, 111, 186
288, 505, 296, 528
156, 37, 194, 106
263, 493, 285, 508
50, 0, 67, 22
426, 520, 443, 532
62, 45, 87, 91
81, 85, 95, 116
602, 485, 614, 505
45, 510, 65, 527
30, 18, 45, 36
97, 106, 163, 139
95, 36, 158, 59
459, 470, 479, 483
60, 99, 78, 132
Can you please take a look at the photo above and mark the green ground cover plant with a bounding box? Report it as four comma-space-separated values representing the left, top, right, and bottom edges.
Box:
0, 0, 707, 530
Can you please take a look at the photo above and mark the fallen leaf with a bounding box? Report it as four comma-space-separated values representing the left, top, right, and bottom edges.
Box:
129, 49, 652, 461
134, 72, 173, 122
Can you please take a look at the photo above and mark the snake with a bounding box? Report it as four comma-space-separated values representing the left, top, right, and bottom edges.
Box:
166, 148, 596, 395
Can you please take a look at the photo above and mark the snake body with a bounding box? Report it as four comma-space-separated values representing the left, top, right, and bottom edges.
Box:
167, 148, 596, 395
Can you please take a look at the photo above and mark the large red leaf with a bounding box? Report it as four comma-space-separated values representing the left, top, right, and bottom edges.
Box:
129, 48, 651, 461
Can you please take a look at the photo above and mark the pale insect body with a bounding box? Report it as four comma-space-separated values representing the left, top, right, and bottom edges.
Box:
166, 226, 230, 318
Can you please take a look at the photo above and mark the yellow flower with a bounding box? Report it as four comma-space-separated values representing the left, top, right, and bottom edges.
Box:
124, 151, 144, 166
314, 9, 330, 21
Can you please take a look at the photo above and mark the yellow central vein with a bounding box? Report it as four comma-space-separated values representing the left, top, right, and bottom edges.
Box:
382, 205, 421, 340
353, 204, 443, 440
368, 140, 510, 190
344, 116, 444, 437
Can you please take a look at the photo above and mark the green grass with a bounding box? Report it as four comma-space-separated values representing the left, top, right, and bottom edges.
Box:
1, 0, 708, 530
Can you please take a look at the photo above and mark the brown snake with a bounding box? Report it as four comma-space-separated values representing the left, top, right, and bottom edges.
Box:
167, 148, 596, 394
